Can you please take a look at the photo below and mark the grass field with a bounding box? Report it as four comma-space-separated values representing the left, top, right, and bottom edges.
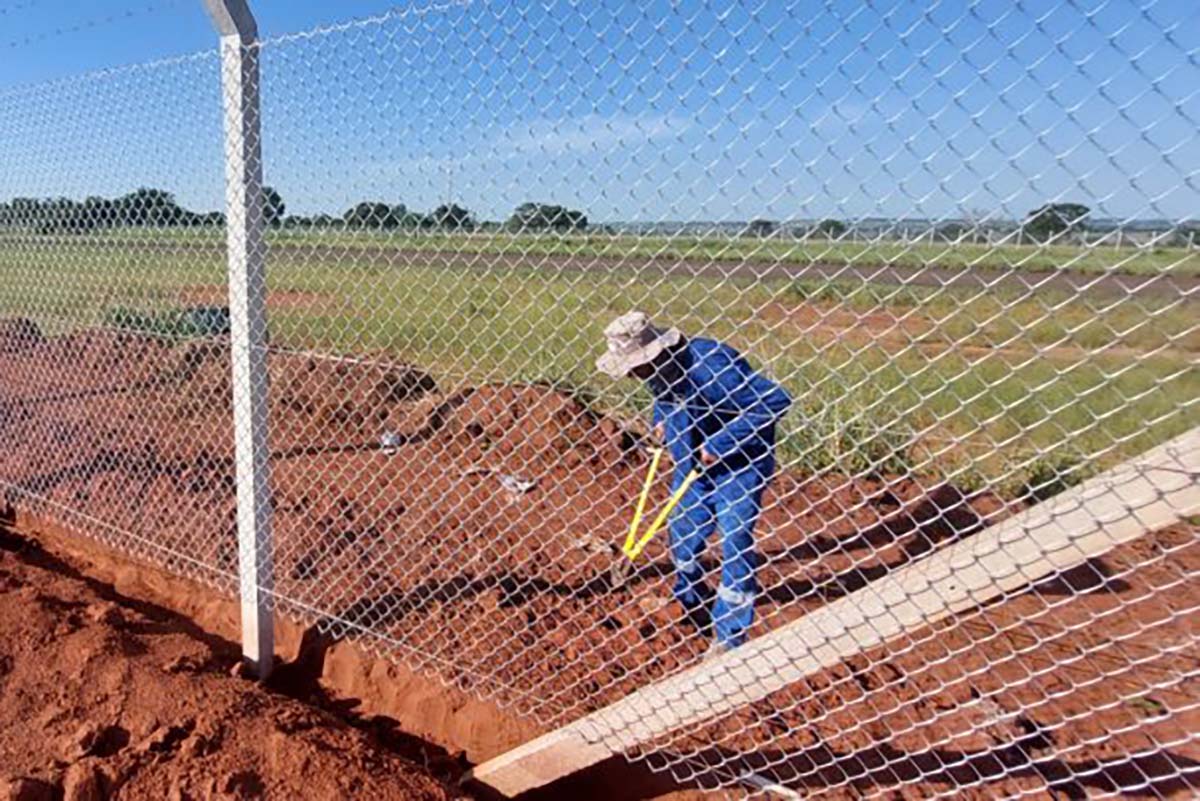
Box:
1, 232, 1197, 496
24, 226, 1200, 278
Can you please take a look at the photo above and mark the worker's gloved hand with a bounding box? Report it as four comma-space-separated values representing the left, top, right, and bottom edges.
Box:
653, 422, 665, 444
700, 448, 718, 467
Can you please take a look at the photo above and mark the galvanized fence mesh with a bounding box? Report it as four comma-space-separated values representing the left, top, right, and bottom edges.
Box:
0, 49, 235, 588
2, 1, 1199, 798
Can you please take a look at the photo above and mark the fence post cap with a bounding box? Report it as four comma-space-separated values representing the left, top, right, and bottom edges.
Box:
202, 0, 258, 43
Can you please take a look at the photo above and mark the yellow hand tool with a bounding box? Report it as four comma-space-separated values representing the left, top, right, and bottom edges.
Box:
622, 448, 701, 560
608, 446, 704, 589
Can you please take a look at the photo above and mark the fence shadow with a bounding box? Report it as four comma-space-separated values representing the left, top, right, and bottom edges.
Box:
760, 485, 986, 608
776, 482, 986, 565
510, 726, 1200, 801
658, 731, 1200, 800
323, 565, 623, 633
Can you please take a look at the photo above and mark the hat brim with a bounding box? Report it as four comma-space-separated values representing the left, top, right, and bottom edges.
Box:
595, 327, 681, 378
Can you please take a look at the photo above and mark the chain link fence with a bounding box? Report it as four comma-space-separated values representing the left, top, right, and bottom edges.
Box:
2, 1, 1199, 797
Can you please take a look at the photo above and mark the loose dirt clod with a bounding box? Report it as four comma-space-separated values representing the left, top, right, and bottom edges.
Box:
61, 762, 105, 801
61, 723, 102, 762
0, 778, 55, 801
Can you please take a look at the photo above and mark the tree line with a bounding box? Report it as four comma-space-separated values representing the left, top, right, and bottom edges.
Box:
0, 189, 235, 234
742, 203, 1099, 243
8, 192, 1177, 246
0, 187, 589, 235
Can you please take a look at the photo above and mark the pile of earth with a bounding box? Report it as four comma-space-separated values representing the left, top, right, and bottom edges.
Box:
0, 523, 462, 801
6, 320, 1196, 800
0, 322, 1014, 728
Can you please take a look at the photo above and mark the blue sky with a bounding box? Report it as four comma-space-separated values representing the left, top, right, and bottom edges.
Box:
1, 0, 1197, 223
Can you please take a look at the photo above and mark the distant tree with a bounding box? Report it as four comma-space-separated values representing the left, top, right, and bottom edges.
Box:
563, 209, 587, 231
430, 203, 474, 230
202, 211, 226, 227
116, 187, 183, 227
508, 202, 587, 232
1024, 203, 1090, 242
37, 198, 94, 235
311, 213, 336, 228
32, 199, 56, 235
344, 202, 395, 229
745, 219, 778, 238
5, 198, 46, 230
815, 218, 847, 239
507, 203, 538, 231
1168, 222, 1199, 248
393, 204, 429, 229
175, 210, 205, 227
83, 196, 117, 228
262, 186, 286, 227
282, 215, 313, 228
10, 197, 39, 225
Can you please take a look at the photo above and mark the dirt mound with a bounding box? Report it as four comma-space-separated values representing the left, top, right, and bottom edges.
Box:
0, 525, 459, 801
274, 354, 436, 432
160, 343, 438, 450
0, 327, 174, 402
442, 384, 634, 471
162, 339, 233, 422
4, 326, 1197, 798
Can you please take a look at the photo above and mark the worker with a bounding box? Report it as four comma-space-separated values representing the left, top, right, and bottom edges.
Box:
597, 311, 791, 656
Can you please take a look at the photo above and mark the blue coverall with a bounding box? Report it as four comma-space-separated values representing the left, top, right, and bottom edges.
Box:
649, 337, 791, 647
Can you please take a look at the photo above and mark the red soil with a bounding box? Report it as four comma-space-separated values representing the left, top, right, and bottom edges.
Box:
657, 522, 1200, 799
0, 524, 460, 801
2, 319, 1197, 798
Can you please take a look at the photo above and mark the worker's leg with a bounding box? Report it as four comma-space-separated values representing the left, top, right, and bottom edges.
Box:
669, 472, 716, 611
711, 469, 768, 647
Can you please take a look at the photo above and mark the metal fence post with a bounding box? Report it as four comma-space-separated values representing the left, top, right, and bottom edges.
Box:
203, 0, 274, 678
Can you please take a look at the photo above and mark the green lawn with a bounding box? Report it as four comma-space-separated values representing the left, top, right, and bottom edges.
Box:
1, 236, 1196, 496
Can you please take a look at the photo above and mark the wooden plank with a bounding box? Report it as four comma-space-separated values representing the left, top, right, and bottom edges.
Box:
469, 429, 1200, 796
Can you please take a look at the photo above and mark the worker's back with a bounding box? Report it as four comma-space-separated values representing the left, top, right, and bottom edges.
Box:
651, 337, 791, 476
